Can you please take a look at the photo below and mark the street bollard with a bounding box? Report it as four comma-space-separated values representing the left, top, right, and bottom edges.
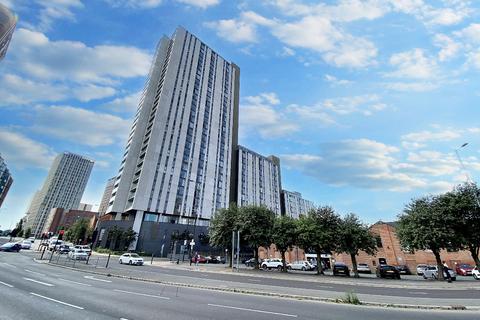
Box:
73, 257, 76, 267
56, 253, 60, 263
40, 247, 46, 260
105, 253, 111, 268
151, 253, 154, 265
48, 249, 54, 263
86, 254, 90, 265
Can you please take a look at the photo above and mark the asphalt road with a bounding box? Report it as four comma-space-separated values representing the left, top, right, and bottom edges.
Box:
77, 254, 480, 300
0, 252, 478, 320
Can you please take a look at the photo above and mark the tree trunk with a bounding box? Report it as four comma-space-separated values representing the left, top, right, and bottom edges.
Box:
254, 247, 259, 269
316, 251, 324, 275
351, 253, 359, 278
469, 246, 480, 270
281, 250, 287, 272
433, 249, 445, 281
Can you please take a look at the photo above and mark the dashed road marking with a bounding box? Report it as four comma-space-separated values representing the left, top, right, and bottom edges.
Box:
114, 289, 170, 300
84, 275, 112, 283
23, 277, 54, 287
24, 269, 46, 276
0, 280, 13, 288
58, 278, 92, 287
208, 304, 298, 317
30, 292, 84, 310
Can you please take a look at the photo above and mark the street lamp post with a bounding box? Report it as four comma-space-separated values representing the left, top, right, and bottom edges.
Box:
455, 143, 472, 183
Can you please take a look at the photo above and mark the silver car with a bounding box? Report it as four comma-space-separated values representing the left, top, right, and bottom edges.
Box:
357, 263, 372, 274
422, 265, 456, 281
416, 264, 428, 275
287, 260, 315, 271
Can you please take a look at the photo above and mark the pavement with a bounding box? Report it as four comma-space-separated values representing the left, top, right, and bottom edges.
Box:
28, 248, 480, 310
1, 251, 479, 320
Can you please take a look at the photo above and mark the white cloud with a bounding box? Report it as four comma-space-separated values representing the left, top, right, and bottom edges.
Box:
0, 128, 55, 169
388, 48, 437, 79
385, 81, 437, 92
177, 0, 219, 9
401, 129, 461, 143
10, 28, 152, 83
30, 105, 130, 147
433, 34, 462, 61
324, 74, 353, 86
103, 91, 141, 113
205, 18, 258, 43
0, 74, 117, 105
36, 0, 84, 31
104, 0, 163, 8
455, 23, 480, 45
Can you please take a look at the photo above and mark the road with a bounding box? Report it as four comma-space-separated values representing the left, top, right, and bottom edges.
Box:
0, 252, 478, 320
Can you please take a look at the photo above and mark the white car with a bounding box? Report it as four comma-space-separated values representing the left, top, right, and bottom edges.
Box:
287, 260, 314, 271
416, 264, 428, 275
74, 245, 91, 256
119, 253, 144, 266
48, 239, 64, 251
18, 240, 32, 249
422, 265, 456, 281
261, 258, 284, 270
473, 266, 480, 280
357, 263, 372, 274
27, 237, 35, 243
68, 249, 88, 260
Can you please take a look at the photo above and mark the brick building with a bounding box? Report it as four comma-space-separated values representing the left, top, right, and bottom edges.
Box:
334, 221, 475, 270
43, 207, 98, 234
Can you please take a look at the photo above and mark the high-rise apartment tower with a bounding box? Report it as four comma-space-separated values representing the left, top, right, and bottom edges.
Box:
24, 152, 94, 236
107, 27, 239, 240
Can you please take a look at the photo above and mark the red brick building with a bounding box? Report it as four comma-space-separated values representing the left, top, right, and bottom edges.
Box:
334, 221, 475, 270
44, 207, 98, 234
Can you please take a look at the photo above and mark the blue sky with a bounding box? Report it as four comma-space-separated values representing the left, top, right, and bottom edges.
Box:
0, 0, 479, 230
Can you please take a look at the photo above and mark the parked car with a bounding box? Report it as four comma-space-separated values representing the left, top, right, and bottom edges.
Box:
48, 239, 64, 251
357, 263, 372, 274
18, 240, 32, 249
261, 258, 284, 270
333, 263, 350, 277
395, 265, 411, 275
68, 249, 88, 260
244, 258, 257, 267
376, 265, 401, 279
455, 264, 474, 276
287, 260, 315, 271
416, 264, 428, 275
119, 253, 144, 265
74, 245, 92, 256
27, 237, 35, 243
57, 244, 71, 254
191, 255, 207, 264
205, 256, 221, 264
473, 266, 480, 280
0, 242, 21, 252
422, 265, 456, 281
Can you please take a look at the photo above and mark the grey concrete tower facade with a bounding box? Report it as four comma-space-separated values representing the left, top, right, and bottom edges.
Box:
0, 154, 13, 208
25, 152, 94, 237
107, 27, 240, 235
0, 3, 16, 61
281, 190, 316, 219
98, 177, 115, 216
237, 146, 281, 215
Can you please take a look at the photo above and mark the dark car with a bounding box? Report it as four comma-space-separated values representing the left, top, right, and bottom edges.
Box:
455, 264, 474, 276
244, 258, 257, 267
395, 265, 411, 275
0, 242, 22, 252
376, 265, 401, 279
333, 263, 350, 277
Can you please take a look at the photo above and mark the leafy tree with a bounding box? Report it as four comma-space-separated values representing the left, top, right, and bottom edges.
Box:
209, 204, 238, 267
297, 206, 341, 275
23, 228, 32, 239
65, 219, 92, 244
443, 183, 480, 269
9, 219, 23, 240
271, 215, 298, 272
107, 226, 123, 250
237, 205, 275, 269
121, 228, 137, 251
337, 213, 377, 278
397, 196, 461, 280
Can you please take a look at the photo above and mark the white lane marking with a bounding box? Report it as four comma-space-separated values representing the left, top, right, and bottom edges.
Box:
120, 318, 129, 320
208, 304, 298, 318
0, 280, 14, 288
58, 278, 92, 287
408, 291, 428, 295
84, 275, 112, 283
0, 262, 15, 268
114, 289, 170, 300
24, 269, 46, 276
248, 279, 261, 282
23, 277, 54, 287
30, 292, 84, 310
317, 285, 334, 289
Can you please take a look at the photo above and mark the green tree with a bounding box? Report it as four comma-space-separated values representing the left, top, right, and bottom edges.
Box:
397, 196, 460, 280
209, 205, 238, 267
237, 205, 275, 269
121, 228, 137, 251
23, 227, 32, 239
337, 213, 377, 278
297, 206, 341, 275
9, 219, 23, 240
107, 226, 123, 250
65, 219, 92, 244
271, 215, 298, 272
443, 183, 480, 269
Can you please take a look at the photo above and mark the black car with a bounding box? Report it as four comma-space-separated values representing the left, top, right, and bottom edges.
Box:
333, 263, 350, 277
0, 243, 22, 252
376, 265, 401, 279
244, 258, 257, 267
395, 265, 411, 275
